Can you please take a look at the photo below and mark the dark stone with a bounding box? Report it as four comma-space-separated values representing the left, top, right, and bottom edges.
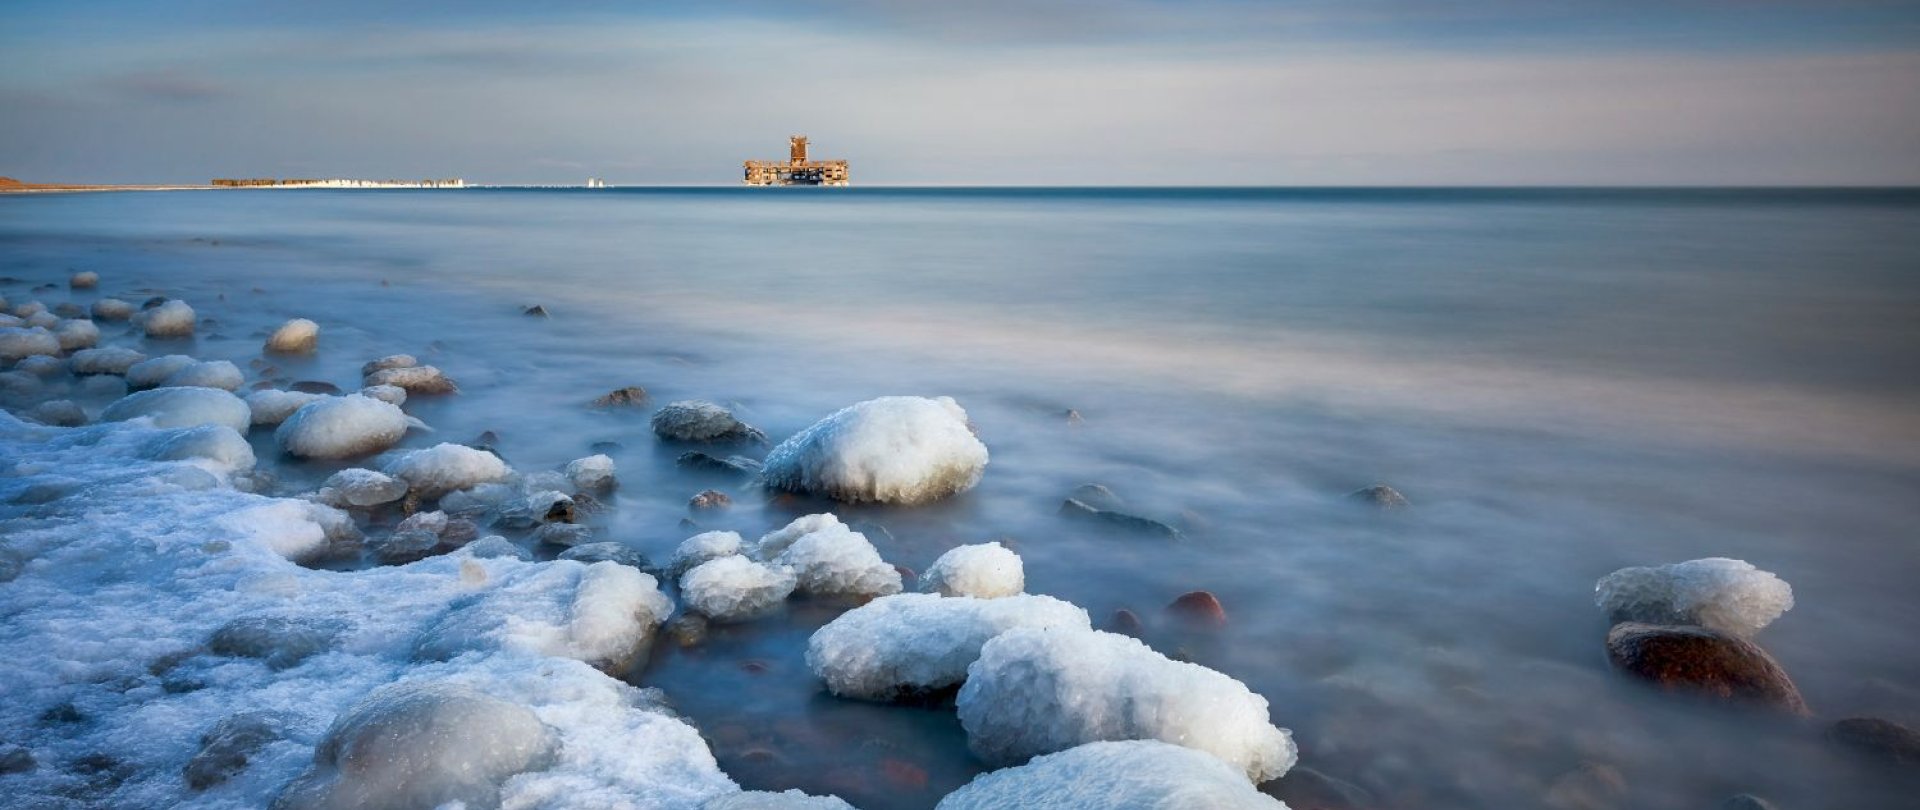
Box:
676, 451, 762, 475
52, 302, 85, 318
533, 523, 596, 547
290, 380, 343, 395
591, 386, 650, 408
1826, 717, 1920, 768
0, 744, 33, 775
650, 400, 766, 444
1348, 484, 1410, 510
1068, 483, 1123, 511
1106, 609, 1146, 637
1257, 766, 1375, 809
39, 702, 84, 725
209, 616, 350, 670
590, 441, 623, 453
667, 614, 708, 647
1166, 591, 1228, 628
689, 489, 731, 511
523, 305, 548, 317
184, 711, 289, 790
1721, 794, 1780, 810
140, 296, 168, 310
544, 498, 577, 524
1058, 498, 1183, 540
1604, 623, 1809, 715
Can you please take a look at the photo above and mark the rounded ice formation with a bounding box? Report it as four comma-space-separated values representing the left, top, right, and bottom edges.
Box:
246, 389, 327, 426
680, 556, 797, 622
150, 424, 257, 473
364, 364, 457, 394
53, 318, 99, 351
68, 346, 146, 376
415, 561, 672, 673
808, 592, 1090, 701
650, 400, 766, 443
358, 383, 406, 405
0, 327, 60, 362
565, 453, 617, 491
163, 359, 244, 391
29, 400, 86, 427
14, 354, 63, 377
265, 317, 319, 353
1595, 557, 1794, 637
957, 627, 1296, 782
921, 542, 1024, 599
11, 300, 45, 318
24, 311, 59, 329
384, 442, 512, 498
669, 530, 745, 578
272, 680, 558, 810
100, 386, 251, 432
141, 299, 197, 338
760, 513, 902, 598
69, 270, 99, 288
318, 467, 410, 508
276, 395, 409, 459
126, 354, 200, 389
91, 298, 134, 321
936, 740, 1287, 810
705, 790, 858, 810
761, 395, 988, 505
361, 353, 416, 375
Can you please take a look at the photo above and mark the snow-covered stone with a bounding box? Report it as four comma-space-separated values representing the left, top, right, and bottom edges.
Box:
670, 531, 745, 578
364, 364, 456, 394
0, 327, 60, 362
28, 400, 86, 427
68, 346, 145, 375
101, 386, 251, 432
680, 556, 796, 622
707, 791, 858, 810
762, 396, 988, 505
214, 499, 333, 563
13, 354, 63, 377
465, 535, 529, 560
276, 395, 409, 459
384, 442, 512, 498
921, 542, 1024, 599
24, 311, 58, 329
126, 354, 200, 389
556, 542, 653, 571
140, 299, 197, 338
651, 400, 765, 443
53, 318, 99, 351
317, 468, 409, 508
808, 592, 1090, 701
937, 740, 1287, 810
246, 389, 327, 426
265, 318, 319, 353
1595, 557, 1794, 637
163, 359, 244, 391
150, 424, 256, 474
90, 298, 134, 321
757, 514, 901, 599
566, 453, 617, 491
416, 561, 672, 673
957, 627, 1296, 782
10, 300, 46, 318
69, 270, 99, 289
357, 384, 406, 406
360, 354, 417, 375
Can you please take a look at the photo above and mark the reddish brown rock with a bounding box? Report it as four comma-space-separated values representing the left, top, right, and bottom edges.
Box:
591, 386, 649, 408
1106, 609, 1146, 637
1604, 623, 1809, 715
1827, 717, 1920, 768
1166, 591, 1228, 628
689, 489, 731, 511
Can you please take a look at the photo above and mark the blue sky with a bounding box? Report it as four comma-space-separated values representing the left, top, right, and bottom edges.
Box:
3, 1, 1917, 184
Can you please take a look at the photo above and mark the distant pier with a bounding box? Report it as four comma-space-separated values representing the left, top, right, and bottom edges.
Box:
744, 136, 848, 186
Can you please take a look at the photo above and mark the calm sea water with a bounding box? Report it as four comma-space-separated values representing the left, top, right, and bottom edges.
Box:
4, 187, 1919, 808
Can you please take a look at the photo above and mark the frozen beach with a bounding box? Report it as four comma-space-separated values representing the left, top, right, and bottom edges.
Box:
2, 187, 1918, 809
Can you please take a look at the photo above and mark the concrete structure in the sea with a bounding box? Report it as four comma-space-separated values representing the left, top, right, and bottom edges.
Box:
743, 136, 849, 186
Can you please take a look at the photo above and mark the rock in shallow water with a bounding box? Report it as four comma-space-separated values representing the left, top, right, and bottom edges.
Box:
761, 396, 986, 505
1826, 716, 1920, 768
209, 616, 351, 670
185, 711, 290, 790
1603, 622, 1809, 715
651, 399, 765, 443
1058, 497, 1183, 540
1596, 558, 1793, 638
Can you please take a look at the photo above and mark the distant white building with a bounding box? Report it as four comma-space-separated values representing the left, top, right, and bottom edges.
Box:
586, 177, 607, 188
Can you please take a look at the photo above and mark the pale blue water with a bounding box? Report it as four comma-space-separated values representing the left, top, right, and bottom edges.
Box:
4, 188, 1918, 808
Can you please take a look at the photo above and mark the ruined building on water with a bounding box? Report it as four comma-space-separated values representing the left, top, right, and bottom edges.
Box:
743, 136, 848, 186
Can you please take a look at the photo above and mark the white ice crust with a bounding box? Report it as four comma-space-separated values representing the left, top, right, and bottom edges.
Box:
265, 318, 320, 353
275, 395, 409, 459
317, 468, 410, 508
705, 790, 858, 810
669, 531, 746, 578
679, 556, 796, 623
141, 299, 197, 337
69, 346, 147, 375
1594, 557, 1794, 637
53, 318, 100, 351
957, 627, 1297, 782
936, 740, 1288, 810
126, 354, 199, 389
756, 514, 901, 599
101, 386, 252, 432
247, 389, 328, 426
384, 442, 513, 498
566, 454, 617, 491
807, 592, 1090, 701
761, 396, 988, 505
920, 542, 1024, 599
0, 326, 61, 361
415, 560, 673, 673
163, 359, 244, 391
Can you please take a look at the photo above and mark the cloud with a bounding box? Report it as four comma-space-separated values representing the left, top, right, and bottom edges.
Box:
100, 70, 230, 102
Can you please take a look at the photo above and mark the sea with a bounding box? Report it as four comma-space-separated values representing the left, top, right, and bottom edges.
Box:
3, 187, 1918, 808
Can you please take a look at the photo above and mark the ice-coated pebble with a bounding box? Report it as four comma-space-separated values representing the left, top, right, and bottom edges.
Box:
140, 299, 197, 338
53, 318, 99, 351
756, 513, 901, 599
668, 531, 745, 578
937, 740, 1286, 810
680, 556, 796, 622
651, 400, 766, 443
265, 318, 319, 353
150, 424, 256, 473
762, 395, 988, 505
276, 395, 409, 459
358, 384, 406, 406
706, 790, 858, 810
13, 354, 63, 377
126, 354, 200, 389
163, 359, 244, 391
70, 270, 99, 289
364, 364, 456, 394
565, 453, 616, 491
318, 468, 410, 508
414, 561, 672, 673
101, 386, 251, 432
0, 327, 60, 362
91, 298, 134, 321
808, 592, 1090, 701
921, 542, 1023, 599
246, 389, 327, 426
384, 442, 512, 498
1596, 558, 1794, 637
360, 354, 417, 375
28, 399, 87, 427
69, 346, 146, 376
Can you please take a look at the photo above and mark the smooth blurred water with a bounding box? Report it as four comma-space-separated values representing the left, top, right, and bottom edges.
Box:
3, 187, 1918, 808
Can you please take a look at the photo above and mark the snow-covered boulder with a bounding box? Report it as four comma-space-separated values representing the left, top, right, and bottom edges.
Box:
317, 468, 409, 508
69, 346, 146, 376
0, 327, 59, 362
91, 298, 134, 321
273, 680, 558, 810
101, 386, 251, 432
276, 395, 409, 459
364, 364, 456, 394
651, 400, 766, 443
566, 453, 616, 491
384, 442, 513, 498
669, 531, 745, 578
358, 384, 406, 406
140, 299, 197, 338
706, 791, 858, 810
757, 513, 901, 599
150, 424, 256, 474
214, 500, 334, 563
1595, 557, 1794, 637
13, 354, 63, 377
808, 592, 1090, 701
265, 318, 319, 353
937, 740, 1287, 810
53, 318, 99, 351
69, 270, 99, 288
921, 542, 1023, 598
680, 556, 796, 622
957, 627, 1296, 782
163, 359, 244, 390
24, 311, 59, 329
28, 400, 86, 427
10, 300, 45, 318
247, 389, 327, 426
762, 396, 988, 505
415, 561, 672, 673
126, 354, 199, 389
361, 353, 416, 375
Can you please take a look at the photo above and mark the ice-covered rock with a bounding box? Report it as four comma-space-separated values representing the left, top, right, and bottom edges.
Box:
465, 535, 530, 560
246, 389, 327, 426
566, 453, 617, 491
557, 542, 654, 572
369, 510, 479, 564
921, 542, 1023, 599
140, 299, 197, 338
69, 270, 99, 289
357, 383, 406, 406
361, 354, 417, 375
651, 400, 766, 443
210, 499, 335, 562
757, 514, 901, 599
210, 615, 351, 670
265, 318, 319, 353
808, 592, 1090, 701
23, 311, 58, 329
13, 354, 63, 377
364, 364, 457, 394
91, 298, 134, 321
53, 318, 99, 351
273, 680, 558, 810
384, 442, 513, 498
0, 313, 22, 328
706, 790, 858, 809
1595, 557, 1794, 637
317, 468, 409, 508
416, 561, 672, 673
750, 513, 847, 560
669, 530, 746, 578
276, 395, 409, 459
150, 424, 257, 473
28, 400, 86, 427
680, 556, 796, 622
762, 395, 988, 505
937, 740, 1286, 810
184, 711, 290, 790
0, 327, 60, 362
101, 386, 251, 432
163, 359, 244, 390
532, 522, 596, 547
957, 627, 1296, 781
68, 346, 146, 376
11, 300, 46, 317
126, 354, 199, 389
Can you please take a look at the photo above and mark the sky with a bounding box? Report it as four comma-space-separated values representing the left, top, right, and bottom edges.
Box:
2, 0, 1918, 185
